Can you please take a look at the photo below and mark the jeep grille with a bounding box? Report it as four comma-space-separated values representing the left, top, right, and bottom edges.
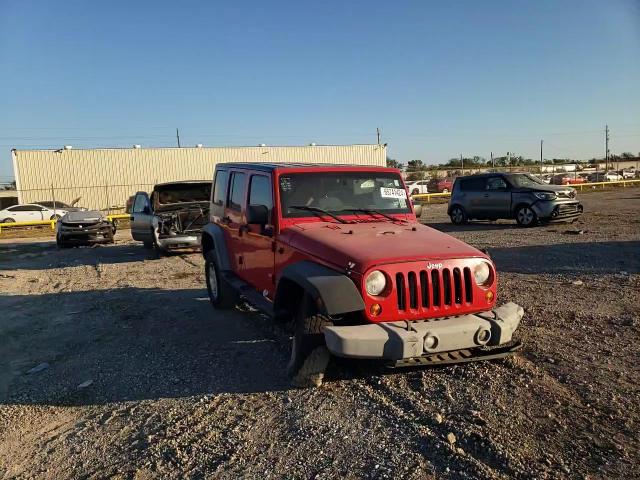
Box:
395, 267, 473, 312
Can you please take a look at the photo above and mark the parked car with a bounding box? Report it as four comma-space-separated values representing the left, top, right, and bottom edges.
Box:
56, 210, 115, 247
550, 174, 586, 185
202, 163, 524, 387
448, 172, 583, 227
621, 168, 636, 179
405, 180, 429, 196
130, 181, 211, 253
34, 197, 85, 212
604, 171, 623, 182
0, 203, 69, 223
428, 177, 455, 193
587, 172, 608, 182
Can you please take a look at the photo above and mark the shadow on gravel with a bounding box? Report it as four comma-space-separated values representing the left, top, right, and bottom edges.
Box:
428, 221, 521, 232
488, 240, 640, 274
0, 242, 165, 270
1, 288, 291, 406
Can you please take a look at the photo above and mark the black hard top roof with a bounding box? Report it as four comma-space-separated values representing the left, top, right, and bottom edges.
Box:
216, 162, 392, 172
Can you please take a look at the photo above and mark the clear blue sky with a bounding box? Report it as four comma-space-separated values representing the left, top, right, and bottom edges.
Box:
1, 0, 639, 181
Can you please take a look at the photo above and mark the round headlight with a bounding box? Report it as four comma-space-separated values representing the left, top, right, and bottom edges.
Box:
473, 262, 492, 286
365, 270, 387, 296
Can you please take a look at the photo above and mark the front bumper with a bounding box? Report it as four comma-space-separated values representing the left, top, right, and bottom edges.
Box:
532, 200, 583, 222
323, 302, 523, 360
58, 224, 114, 244
156, 234, 201, 249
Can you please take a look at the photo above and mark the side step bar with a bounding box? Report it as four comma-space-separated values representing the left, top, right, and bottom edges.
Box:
222, 271, 275, 316
388, 341, 522, 368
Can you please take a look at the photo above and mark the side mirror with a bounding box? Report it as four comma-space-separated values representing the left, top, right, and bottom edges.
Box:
247, 204, 269, 225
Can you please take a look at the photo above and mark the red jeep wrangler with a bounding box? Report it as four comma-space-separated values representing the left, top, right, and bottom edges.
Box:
201, 163, 523, 386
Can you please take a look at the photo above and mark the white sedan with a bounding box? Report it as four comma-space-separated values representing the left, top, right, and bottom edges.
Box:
605, 171, 623, 182
405, 180, 429, 195
0, 204, 69, 223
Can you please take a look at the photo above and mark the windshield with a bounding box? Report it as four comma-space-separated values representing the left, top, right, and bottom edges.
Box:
279, 172, 411, 218
507, 173, 546, 188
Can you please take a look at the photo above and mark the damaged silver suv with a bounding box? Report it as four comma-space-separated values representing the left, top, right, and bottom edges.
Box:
448, 172, 583, 227
130, 181, 211, 252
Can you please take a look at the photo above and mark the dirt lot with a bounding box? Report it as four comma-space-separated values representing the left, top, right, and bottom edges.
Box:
1, 188, 638, 479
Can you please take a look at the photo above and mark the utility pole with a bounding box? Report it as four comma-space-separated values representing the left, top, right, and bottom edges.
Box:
491, 152, 494, 170
605, 124, 609, 171
376, 127, 381, 145
460, 154, 464, 175
540, 139, 544, 174
176, 128, 181, 148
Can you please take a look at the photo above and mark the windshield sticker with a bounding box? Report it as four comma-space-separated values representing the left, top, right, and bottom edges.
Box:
280, 176, 292, 192
393, 179, 399, 186
380, 187, 407, 199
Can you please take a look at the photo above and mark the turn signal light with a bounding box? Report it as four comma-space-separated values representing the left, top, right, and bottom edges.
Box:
370, 303, 382, 316
485, 291, 494, 303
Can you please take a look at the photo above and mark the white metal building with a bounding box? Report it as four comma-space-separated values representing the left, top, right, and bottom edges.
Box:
11, 144, 386, 211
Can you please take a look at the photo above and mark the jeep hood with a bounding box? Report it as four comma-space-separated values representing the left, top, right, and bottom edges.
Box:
282, 221, 487, 273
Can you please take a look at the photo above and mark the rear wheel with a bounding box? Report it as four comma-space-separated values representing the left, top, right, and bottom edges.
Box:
515, 205, 538, 227
205, 251, 238, 309
411, 188, 419, 195
50, 214, 61, 221
287, 296, 333, 388
2, 218, 14, 223
450, 205, 468, 225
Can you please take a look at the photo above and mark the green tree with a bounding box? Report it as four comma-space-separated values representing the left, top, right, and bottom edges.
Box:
386, 157, 402, 169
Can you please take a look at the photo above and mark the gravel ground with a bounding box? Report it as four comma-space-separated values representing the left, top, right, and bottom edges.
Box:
0, 188, 638, 479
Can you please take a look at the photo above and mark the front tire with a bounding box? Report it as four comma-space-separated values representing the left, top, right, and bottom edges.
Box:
515, 205, 538, 227
2, 218, 15, 223
449, 205, 468, 225
205, 251, 238, 309
287, 296, 333, 388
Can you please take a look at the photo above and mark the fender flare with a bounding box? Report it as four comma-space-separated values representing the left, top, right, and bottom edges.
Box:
275, 261, 365, 317
201, 223, 231, 271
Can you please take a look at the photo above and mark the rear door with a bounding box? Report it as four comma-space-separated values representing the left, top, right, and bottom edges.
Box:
130, 192, 154, 242
223, 171, 248, 272
238, 173, 276, 297
457, 177, 486, 217
476, 176, 512, 218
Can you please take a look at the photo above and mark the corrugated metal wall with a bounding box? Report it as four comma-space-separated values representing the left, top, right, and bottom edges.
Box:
12, 144, 386, 210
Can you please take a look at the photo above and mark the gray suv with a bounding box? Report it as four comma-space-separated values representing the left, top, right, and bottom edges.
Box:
448, 173, 583, 227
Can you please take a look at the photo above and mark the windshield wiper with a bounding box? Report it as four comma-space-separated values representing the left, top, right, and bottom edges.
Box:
289, 205, 350, 224
340, 208, 406, 223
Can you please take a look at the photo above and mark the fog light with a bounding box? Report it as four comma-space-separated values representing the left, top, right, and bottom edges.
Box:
474, 327, 491, 345
485, 291, 494, 303
370, 303, 382, 316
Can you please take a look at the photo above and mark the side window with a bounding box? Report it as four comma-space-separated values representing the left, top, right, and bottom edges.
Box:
249, 175, 273, 212
212, 170, 228, 207
227, 172, 246, 211
486, 177, 508, 191
132, 194, 148, 213
460, 178, 486, 191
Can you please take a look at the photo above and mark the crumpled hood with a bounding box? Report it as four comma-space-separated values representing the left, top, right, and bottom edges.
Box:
61, 210, 105, 224
282, 221, 487, 273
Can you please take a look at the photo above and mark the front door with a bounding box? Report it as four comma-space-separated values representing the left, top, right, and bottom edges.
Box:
238, 173, 276, 298
130, 192, 154, 242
